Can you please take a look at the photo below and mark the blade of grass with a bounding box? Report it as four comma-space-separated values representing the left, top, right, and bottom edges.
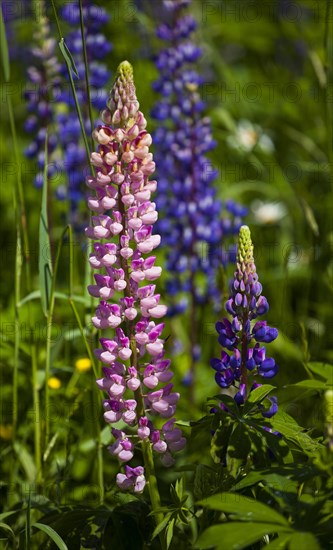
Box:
44, 224, 73, 446
31, 523, 68, 550
13, 221, 22, 439
31, 344, 42, 483
40, 132, 53, 447
4, 31, 31, 289
0, 522, 16, 548
79, 0, 94, 147
66, 228, 104, 504
50, 0, 94, 174
39, 132, 53, 317
0, 2, 10, 81
25, 490, 31, 550
325, 0, 333, 188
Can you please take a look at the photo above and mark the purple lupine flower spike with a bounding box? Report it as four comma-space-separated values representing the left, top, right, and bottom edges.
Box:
152, 0, 247, 317
56, 1, 112, 223
151, 0, 247, 393
211, 225, 279, 415
86, 61, 185, 493
24, 5, 61, 188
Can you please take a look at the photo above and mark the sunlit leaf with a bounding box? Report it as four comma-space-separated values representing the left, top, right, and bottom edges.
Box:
197, 492, 289, 525
195, 523, 290, 550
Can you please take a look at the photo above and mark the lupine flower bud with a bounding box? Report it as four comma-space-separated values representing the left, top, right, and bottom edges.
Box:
211, 226, 279, 415
86, 61, 184, 492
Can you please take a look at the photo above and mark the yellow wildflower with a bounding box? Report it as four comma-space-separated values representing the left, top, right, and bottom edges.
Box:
48, 376, 62, 389
75, 358, 92, 372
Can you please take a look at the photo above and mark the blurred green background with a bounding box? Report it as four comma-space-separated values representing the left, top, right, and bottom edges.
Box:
0, 0, 332, 513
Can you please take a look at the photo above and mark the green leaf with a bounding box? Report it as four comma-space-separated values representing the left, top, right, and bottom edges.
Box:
270, 412, 323, 454
265, 534, 292, 549
197, 493, 289, 526
39, 133, 53, 317
0, 522, 15, 544
211, 394, 240, 416
166, 517, 175, 549
58, 39, 79, 78
32, 523, 68, 550
243, 385, 276, 416
0, 511, 20, 522
193, 465, 222, 500
195, 523, 290, 549
152, 513, 172, 540
307, 362, 333, 382
210, 417, 234, 464
247, 385, 276, 404
300, 198, 319, 237
242, 417, 293, 464
18, 290, 42, 307
226, 423, 251, 478
287, 380, 329, 391
100, 426, 112, 446
288, 532, 321, 550
13, 442, 36, 483
175, 477, 184, 500
0, 4, 10, 81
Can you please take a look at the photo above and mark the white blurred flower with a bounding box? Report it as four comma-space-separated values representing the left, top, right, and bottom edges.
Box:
227, 120, 274, 154
251, 200, 286, 224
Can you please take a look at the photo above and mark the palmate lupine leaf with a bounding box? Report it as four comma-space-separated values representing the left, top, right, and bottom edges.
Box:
195, 493, 323, 550
269, 411, 324, 455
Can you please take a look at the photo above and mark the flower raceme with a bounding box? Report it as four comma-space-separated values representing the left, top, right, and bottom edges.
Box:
152, 0, 247, 316
211, 225, 279, 415
24, 5, 61, 188
56, 1, 111, 219
85, 61, 185, 493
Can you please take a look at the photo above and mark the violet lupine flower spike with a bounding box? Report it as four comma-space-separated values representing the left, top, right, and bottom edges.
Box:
24, 2, 61, 188
151, 0, 247, 394
211, 225, 279, 415
86, 62, 185, 506
56, 1, 111, 226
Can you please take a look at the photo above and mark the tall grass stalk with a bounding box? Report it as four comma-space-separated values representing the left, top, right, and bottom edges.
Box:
78, 0, 94, 147
50, 0, 94, 173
